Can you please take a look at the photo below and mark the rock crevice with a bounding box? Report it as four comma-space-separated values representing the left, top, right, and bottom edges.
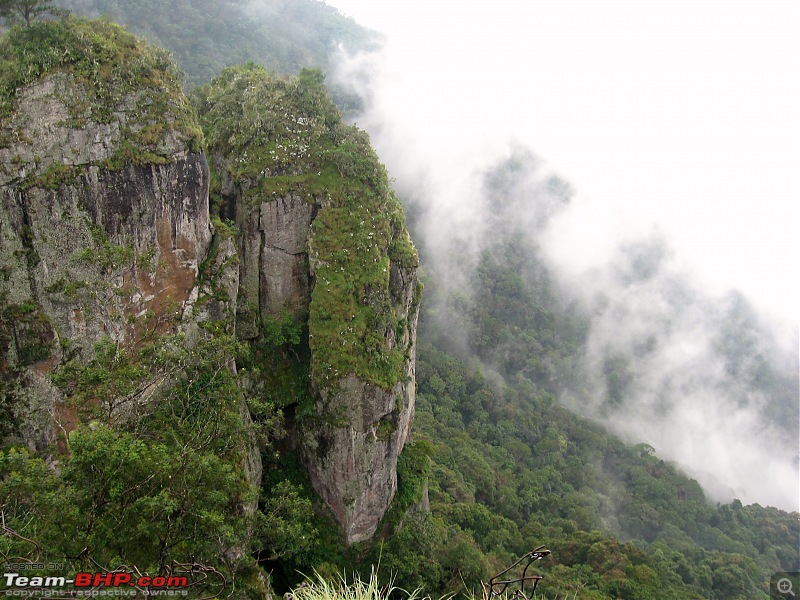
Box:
2, 53, 419, 547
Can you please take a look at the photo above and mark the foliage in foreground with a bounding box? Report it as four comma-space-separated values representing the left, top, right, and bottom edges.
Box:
290, 569, 422, 600
0, 334, 266, 596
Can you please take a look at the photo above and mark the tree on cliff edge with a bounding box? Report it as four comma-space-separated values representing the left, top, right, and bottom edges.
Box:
0, 0, 67, 27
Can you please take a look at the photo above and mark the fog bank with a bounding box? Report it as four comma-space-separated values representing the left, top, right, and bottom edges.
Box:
329, 0, 800, 510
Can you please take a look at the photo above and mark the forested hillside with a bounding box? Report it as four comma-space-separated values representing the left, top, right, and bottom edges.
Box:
0, 2, 797, 600
53, 0, 376, 87
393, 240, 800, 598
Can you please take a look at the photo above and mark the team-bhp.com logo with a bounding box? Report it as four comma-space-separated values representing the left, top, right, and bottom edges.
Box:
1, 518, 225, 597
2, 570, 192, 597
5, 573, 187, 588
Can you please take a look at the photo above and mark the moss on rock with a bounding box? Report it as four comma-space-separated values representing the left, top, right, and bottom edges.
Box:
0, 18, 203, 162
196, 64, 419, 391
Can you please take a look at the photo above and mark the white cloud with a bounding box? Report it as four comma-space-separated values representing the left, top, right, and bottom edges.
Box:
328, 0, 800, 510
331, 0, 800, 327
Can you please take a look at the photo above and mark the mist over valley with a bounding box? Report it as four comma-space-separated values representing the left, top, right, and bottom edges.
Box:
330, 0, 800, 512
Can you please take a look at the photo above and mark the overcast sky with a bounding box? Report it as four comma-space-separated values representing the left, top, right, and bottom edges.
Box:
323, 0, 799, 509
328, 0, 799, 336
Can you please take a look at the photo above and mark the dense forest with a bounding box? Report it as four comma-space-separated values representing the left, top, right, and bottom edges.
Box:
0, 2, 797, 599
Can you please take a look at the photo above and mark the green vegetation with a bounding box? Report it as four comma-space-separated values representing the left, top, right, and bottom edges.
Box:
1, 332, 266, 595
0, 17, 203, 158
376, 440, 432, 530
73, 223, 134, 272
0, 294, 54, 439
0, 297, 53, 366
391, 340, 796, 598
196, 64, 418, 391
289, 569, 423, 600
54, 0, 377, 90
371, 219, 798, 598
17, 162, 79, 190
1, 7, 796, 600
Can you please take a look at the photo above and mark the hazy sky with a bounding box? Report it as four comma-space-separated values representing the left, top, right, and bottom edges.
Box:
325, 0, 800, 509
329, 0, 799, 333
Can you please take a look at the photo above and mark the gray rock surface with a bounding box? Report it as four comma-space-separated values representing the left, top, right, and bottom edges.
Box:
218, 151, 420, 543
2, 65, 418, 547
260, 194, 317, 317
304, 257, 419, 543
235, 191, 316, 334
0, 73, 254, 475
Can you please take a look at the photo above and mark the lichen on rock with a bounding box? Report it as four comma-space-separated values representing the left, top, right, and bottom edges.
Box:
0, 19, 420, 552
196, 63, 420, 543
0, 17, 216, 452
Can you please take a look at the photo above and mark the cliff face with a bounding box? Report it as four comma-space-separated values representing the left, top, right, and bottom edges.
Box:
305, 237, 419, 543
199, 65, 420, 543
0, 80, 211, 340
227, 183, 418, 542
0, 21, 213, 448
1, 24, 419, 547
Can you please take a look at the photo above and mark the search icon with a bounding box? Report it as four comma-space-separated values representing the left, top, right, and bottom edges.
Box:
778, 578, 796, 597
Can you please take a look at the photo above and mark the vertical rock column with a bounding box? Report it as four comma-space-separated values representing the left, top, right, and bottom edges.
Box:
305, 256, 420, 544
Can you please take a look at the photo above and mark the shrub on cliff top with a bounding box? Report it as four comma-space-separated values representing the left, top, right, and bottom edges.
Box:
196, 64, 419, 391
0, 17, 202, 151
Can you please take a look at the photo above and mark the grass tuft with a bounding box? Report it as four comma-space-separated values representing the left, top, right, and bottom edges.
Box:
289, 568, 424, 600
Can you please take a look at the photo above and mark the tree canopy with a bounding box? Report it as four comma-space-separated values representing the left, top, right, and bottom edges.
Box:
0, 0, 67, 26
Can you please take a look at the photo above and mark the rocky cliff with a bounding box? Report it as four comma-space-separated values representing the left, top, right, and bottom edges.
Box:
1, 21, 419, 548
0, 19, 213, 447
197, 64, 420, 543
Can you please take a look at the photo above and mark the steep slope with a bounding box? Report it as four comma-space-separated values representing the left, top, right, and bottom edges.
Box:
195, 64, 420, 543
0, 19, 273, 595
0, 19, 411, 599
0, 17, 209, 448
1, 25, 420, 598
